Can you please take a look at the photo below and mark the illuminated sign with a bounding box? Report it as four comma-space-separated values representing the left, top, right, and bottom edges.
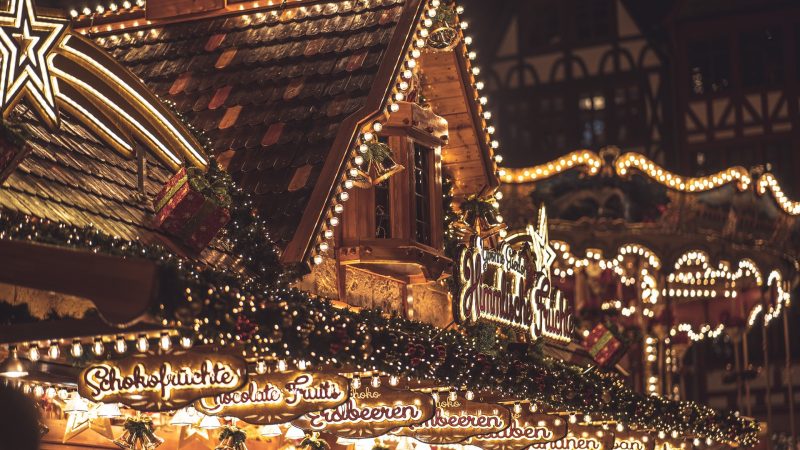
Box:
78, 350, 247, 412
455, 208, 574, 343
292, 385, 436, 439
468, 411, 568, 450
530, 427, 615, 450
195, 370, 349, 425
395, 395, 512, 444
0, 0, 207, 169
613, 432, 654, 450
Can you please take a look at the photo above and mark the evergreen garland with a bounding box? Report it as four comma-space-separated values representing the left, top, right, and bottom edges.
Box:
0, 206, 759, 446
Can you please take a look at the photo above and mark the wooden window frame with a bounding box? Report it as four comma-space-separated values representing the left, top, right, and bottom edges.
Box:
339, 125, 445, 253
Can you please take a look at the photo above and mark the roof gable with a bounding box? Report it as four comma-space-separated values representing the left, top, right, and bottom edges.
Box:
94, 0, 409, 260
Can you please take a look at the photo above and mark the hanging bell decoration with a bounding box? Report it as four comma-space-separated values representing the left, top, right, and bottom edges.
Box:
215, 425, 248, 450
300, 432, 330, 450
353, 141, 404, 187
114, 416, 164, 450
425, 3, 460, 51
452, 188, 507, 240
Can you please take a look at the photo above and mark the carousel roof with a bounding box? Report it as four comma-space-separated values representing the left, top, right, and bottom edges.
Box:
498, 148, 798, 339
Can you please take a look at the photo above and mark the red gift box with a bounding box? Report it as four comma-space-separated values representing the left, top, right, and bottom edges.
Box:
153, 167, 230, 252
583, 323, 623, 367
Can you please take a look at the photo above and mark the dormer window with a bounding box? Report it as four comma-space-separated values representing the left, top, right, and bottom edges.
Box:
413, 143, 433, 246
338, 102, 449, 281
375, 179, 391, 238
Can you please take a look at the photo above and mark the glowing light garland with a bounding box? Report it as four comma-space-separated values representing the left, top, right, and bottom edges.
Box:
498, 151, 602, 184
500, 150, 800, 215
309, 0, 503, 265
756, 172, 800, 215
0, 208, 759, 446
0, 0, 207, 170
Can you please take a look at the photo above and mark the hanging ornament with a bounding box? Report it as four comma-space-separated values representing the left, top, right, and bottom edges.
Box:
177, 426, 211, 450
426, 3, 460, 51
113, 416, 164, 450
352, 141, 404, 187
62, 405, 114, 443
300, 432, 330, 450
452, 188, 507, 240
215, 425, 247, 450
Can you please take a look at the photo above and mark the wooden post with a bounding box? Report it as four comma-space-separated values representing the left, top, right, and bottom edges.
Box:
743, 328, 753, 416
762, 320, 773, 450
136, 143, 147, 199
782, 309, 796, 445
733, 334, 743, 412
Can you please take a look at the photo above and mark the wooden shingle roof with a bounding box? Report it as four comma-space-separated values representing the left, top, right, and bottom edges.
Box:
93, 0, 409, 254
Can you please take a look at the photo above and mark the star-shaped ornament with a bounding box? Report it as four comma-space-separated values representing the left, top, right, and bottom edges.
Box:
178, 425, 212, 450
0, 0, 66, 126
527, 207, 556, 281
62, 405, 114, 443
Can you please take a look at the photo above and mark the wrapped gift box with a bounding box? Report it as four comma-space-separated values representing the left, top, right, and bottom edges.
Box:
153, 167, 230, 252
583, 323, 624, 367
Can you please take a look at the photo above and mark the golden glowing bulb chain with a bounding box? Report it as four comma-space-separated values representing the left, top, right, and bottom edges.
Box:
311, 0, 504, 265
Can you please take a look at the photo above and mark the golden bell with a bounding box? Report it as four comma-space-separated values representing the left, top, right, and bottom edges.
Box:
142, 432, 165, 450
113, 430, 137, 450
351, 168, 373, 189
371, 156, 404, 186
215, 435, 234, 450
215, 436, 248, 450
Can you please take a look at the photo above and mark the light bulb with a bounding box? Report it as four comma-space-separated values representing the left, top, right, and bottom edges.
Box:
48, 342, 60, 359
180, 336, 193, 349
64, 392, 89, 414
259, 424, 282, 437
136, 335, 149, 353
198, 414, 222, 429
96, 402, 122, 418
351, 378, 361, 389
371, 376, 380, 388
71, 340, 83, 358
277, 360, 287, 372
256, 360, 267, 375
93, 338, 105, 356
159, 333, 171, 351
285, 425, 306, 440
114, 336, 127, 354
28, 346, 40, 362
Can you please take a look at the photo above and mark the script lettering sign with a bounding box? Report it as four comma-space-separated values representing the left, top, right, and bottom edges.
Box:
614, 432, 654, 450
395, 395, 512, 444
454, 209, 574, 344
195, 370, 349, 425
292, 385, 435, 439
78, 349, 247, 412
468, 411, 567, 450
530, 426, 615, 450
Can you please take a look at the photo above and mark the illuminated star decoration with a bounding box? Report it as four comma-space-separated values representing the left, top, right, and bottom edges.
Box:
0, 0, 65, 127
526, 207, 556, 281
62, 404, 114, 443
177, 425, 211, 450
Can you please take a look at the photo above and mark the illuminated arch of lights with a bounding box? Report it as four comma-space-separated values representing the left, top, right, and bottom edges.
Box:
0, 0, 207, 169
550, 243, 790, 337
500, 149, 800, 216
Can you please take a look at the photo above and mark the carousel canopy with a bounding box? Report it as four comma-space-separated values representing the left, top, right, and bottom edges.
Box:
499, 148, 798, 342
